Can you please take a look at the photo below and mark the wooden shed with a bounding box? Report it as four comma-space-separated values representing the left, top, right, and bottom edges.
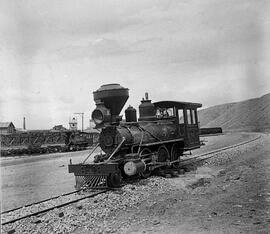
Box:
0, 122, 16, 135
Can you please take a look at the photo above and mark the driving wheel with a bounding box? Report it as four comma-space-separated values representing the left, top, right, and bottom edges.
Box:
139, 148, 152, 179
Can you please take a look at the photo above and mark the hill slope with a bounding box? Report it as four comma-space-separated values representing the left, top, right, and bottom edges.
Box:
198, 93, 270, 132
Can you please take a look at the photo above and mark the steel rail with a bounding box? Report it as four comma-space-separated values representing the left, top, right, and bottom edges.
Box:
1, 190, 107, 226
1, 190, 81, 214
180, 135, 262, 166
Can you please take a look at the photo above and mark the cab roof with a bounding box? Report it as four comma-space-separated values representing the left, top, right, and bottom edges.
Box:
153, 101, 202, 109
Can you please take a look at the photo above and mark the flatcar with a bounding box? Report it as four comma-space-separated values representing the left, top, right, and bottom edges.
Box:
0, 130, 96, 156
68, 84, 202, 189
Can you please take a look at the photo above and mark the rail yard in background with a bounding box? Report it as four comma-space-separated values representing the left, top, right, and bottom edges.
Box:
0, 118, 99, 157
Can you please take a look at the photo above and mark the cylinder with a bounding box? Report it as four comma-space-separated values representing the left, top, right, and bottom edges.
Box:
123, 160, 146, 176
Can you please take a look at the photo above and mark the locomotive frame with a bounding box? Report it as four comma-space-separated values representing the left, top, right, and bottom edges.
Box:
69, 84, 202, 189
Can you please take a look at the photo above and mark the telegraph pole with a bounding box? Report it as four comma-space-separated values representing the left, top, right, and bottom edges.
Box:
74, 112, 84, 132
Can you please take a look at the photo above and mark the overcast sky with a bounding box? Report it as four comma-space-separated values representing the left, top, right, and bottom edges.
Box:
0, 0, 269, 130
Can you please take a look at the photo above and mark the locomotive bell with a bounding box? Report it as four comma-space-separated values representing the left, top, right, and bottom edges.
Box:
92, 84, 129, 126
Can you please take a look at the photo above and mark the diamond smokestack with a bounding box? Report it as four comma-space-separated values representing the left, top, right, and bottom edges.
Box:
92, 84, 129, 124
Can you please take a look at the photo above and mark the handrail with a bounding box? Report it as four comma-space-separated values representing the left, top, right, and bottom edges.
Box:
105, 137, 125, 162
137, 130, 145, 154
82, 143, 100, 164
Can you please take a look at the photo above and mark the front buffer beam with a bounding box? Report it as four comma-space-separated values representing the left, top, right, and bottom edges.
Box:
68, 162, 121, 189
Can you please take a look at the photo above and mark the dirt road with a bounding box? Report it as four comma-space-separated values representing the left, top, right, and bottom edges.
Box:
0, 149, 99, 211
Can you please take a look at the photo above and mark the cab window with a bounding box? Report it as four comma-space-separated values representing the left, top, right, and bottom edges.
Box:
187, 109, 193, 124
156, 108, 175, 118
166, 108, 174, 117
178, 109, 184, 124
192, 109, 197, 124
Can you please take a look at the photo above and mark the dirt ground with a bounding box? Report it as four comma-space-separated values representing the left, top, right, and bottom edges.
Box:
1, 132, 255, 211
117, 133, 270, 234
1, 132, 269, 234
0, 149, 98, 211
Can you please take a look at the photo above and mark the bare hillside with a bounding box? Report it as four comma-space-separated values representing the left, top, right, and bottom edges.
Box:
198, 93, 270, 132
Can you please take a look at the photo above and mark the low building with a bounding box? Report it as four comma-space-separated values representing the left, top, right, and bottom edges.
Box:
0, 122, 16, 135
52, 125, 67, 131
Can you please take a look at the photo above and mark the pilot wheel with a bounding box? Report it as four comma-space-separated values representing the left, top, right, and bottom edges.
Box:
107, 173, 122, 188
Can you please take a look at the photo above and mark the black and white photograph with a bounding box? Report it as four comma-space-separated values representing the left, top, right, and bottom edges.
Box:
1, 0, 270, 233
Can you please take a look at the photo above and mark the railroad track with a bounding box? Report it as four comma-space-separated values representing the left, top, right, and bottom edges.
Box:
1, 189, 107, 226
180, 135, 262, 166
1, 135, 262, 227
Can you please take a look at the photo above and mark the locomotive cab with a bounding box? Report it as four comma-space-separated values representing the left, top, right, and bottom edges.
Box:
154, 101, 202, 150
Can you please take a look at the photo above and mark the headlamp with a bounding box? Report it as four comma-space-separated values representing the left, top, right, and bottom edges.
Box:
92, 109, 104, 125
91, 102, 111, 126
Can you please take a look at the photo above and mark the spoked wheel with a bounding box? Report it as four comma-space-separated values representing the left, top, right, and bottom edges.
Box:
170, 143, 183, 168
139, 148, 152, 179
140, 167, 151, 179
157, 145, 169, 162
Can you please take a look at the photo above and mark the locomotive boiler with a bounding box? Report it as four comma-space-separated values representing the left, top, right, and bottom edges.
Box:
69, 84, 202, 188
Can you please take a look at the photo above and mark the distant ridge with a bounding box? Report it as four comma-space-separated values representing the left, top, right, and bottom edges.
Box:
198, 93, 270, 132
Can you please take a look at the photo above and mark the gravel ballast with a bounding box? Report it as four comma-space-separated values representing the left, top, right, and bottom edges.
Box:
1, 133, 267, 234
2, 178, 176, 234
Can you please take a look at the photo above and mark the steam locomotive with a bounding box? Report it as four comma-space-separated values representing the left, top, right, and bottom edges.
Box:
69, 84, 202, 188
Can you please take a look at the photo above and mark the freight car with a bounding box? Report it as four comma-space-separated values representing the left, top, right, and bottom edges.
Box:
0, 130, 96, 156
69, 84, 202, 189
